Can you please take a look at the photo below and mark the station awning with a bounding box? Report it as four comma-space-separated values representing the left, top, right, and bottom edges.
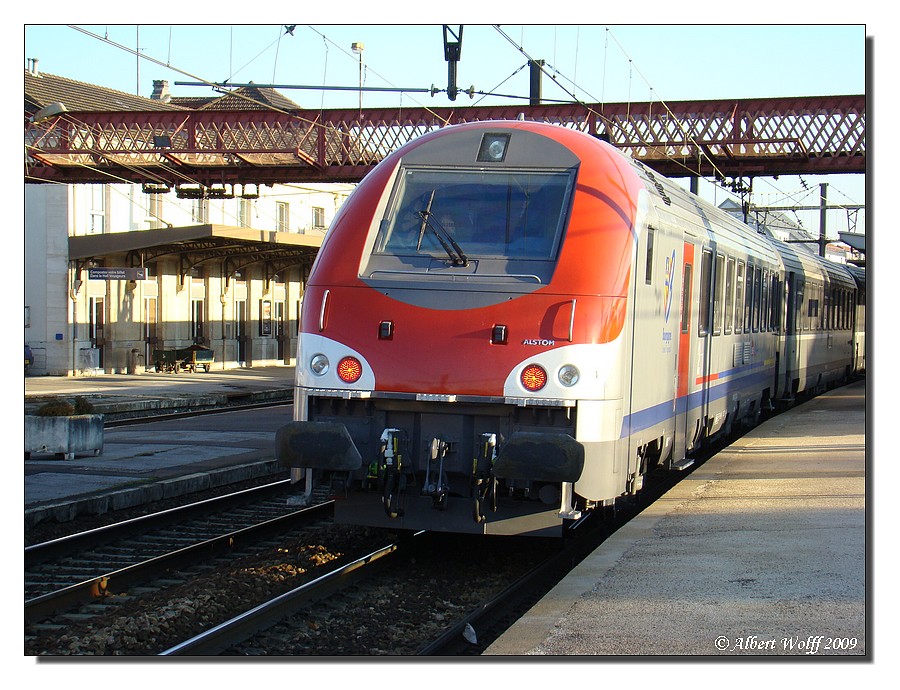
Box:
68, 224, 324, 276
838, 231, 865, 254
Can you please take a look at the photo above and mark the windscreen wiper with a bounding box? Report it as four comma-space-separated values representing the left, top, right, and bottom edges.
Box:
416, 191, 469, 267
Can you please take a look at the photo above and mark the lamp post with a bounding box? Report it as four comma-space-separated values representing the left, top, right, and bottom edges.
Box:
351, 42, 364, 111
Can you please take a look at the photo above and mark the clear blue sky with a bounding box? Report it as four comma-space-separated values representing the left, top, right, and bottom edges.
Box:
23, 24, 868, 232
24, 25, 864, 108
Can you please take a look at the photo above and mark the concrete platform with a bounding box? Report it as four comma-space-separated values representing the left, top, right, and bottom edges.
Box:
23, 366, 296, 528
485, 379, 868, 657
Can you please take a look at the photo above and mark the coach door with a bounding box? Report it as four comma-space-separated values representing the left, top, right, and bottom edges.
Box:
673, 241, 694, 468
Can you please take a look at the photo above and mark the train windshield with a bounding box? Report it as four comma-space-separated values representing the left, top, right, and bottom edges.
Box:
374, 167, 574, 261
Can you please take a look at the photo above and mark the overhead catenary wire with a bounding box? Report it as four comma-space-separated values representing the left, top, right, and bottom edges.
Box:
502, 26, 862, 227
491, 25, 732, 185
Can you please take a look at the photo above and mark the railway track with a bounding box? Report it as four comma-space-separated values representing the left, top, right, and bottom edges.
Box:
102, 397, 291, 426
163, 530, 560, 656
25, 481, 328, 626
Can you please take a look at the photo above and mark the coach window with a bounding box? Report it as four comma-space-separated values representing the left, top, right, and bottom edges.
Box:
833, 287, 839, 330
819, 284, 826, 330
832, 287, 839, 331
817, 284, 824, 331
699, 249, 712, 336
807, 288, 818, 331
839, 290, 847, 330
743, 264, 753, 332
787, 273, 803, 335
761, 269, 770, 331
752, 266, 762, 331
713, 253, 725, 335
735, 261, 745, 334
845, 290, 852, 329
724, 257, 735, 335
645, 228, 655, 285
770, 274, 782, 333
681, 263, 693, 334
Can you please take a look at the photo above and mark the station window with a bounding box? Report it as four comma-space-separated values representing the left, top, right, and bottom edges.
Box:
239, 198, 253, 228
191, 299, 205, 343
276, 202, 290, 232
192, 198, 209, 224
148, 192, 164, 230
312, 206, 326, 229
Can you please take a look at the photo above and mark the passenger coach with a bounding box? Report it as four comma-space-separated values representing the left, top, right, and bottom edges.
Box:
277, 120, 864, 536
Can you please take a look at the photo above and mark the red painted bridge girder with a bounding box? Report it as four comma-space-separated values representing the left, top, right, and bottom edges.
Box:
24, 95, 865, 186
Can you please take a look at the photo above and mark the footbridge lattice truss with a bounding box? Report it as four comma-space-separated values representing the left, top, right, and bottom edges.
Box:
25, 95, 865, 188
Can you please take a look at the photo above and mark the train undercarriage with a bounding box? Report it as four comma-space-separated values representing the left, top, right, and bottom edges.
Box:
277, 394, 598, 536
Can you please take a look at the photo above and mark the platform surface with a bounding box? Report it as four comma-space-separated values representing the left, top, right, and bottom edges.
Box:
485, 380, 868, 657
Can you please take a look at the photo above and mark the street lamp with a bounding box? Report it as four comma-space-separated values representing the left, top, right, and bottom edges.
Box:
351, 42, 364, 111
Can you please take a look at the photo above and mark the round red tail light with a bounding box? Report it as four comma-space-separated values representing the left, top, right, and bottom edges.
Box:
337, 356, 363, 383
521, 364, 547, 391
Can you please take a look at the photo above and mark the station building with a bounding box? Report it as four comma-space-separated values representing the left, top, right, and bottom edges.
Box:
25, 69, 354, 376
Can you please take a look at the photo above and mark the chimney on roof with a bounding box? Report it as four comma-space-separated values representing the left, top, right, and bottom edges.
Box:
151, 80, 171, 102
27, 58, 39, 76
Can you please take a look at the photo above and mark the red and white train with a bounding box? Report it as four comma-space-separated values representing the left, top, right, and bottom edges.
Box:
277, 120, 865, 536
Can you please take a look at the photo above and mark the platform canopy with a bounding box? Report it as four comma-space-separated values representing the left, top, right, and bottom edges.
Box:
68, 224, 323, 281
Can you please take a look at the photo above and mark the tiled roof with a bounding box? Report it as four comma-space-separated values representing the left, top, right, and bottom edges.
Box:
25, 70, 189, 113
190, 84, 302, 111
25, 71, 302, 114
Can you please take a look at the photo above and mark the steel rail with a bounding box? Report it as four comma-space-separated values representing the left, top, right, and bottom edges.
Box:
25, 501, 332, 624
159, 532, 424, 656
26, 478, 294, 566
103, 397, 291, 427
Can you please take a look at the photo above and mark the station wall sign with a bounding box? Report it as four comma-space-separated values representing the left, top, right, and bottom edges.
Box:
88, 267, 148, 280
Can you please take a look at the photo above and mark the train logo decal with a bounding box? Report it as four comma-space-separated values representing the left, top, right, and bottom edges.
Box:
664, 249, 676, 323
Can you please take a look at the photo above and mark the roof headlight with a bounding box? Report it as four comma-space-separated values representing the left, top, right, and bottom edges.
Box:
477, 133, 510, 163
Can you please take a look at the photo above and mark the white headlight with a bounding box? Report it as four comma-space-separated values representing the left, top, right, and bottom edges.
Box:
557, 364, 580, 387
310, 353, 329, 375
